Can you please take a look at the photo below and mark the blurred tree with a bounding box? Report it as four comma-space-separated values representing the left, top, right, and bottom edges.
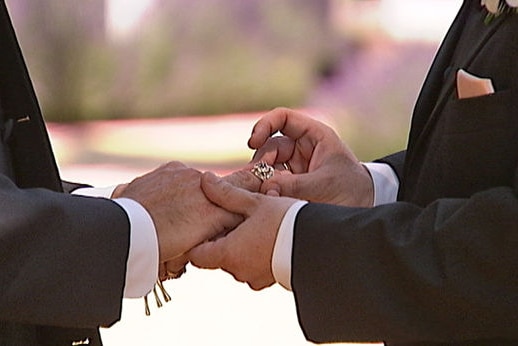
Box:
7, 0, 339, 121
8, 0, 108, 121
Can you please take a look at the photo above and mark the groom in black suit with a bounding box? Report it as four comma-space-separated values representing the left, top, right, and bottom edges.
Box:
0, 1, 259, 345
190, 1, 518, 345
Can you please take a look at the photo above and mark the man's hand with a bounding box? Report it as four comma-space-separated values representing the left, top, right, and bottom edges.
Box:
189, 172, 298, 290
119, 162, 260, 271
247, 108, 374, 208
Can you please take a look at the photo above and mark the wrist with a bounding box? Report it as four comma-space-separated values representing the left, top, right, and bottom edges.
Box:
111, 183, 129, 199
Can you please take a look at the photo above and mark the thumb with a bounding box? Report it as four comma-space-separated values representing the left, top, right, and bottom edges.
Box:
188, 238, 227, 270
259, 172, 304, 199
261, 172, 324, 202
201, 171, 260, 216
259, 168, 294, 196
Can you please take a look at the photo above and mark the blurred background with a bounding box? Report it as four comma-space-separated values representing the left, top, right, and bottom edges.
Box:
7, 0, 461, 345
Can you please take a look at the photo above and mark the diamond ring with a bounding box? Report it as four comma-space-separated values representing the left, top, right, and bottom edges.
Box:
251, 161, 274, 181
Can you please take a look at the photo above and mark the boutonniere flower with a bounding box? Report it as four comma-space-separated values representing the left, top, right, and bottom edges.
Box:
482, 0, 518, 24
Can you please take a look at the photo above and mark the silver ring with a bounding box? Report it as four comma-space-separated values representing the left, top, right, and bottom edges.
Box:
251, 161, 275, 181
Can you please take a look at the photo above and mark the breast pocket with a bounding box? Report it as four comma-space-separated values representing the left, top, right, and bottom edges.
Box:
444, 88, 517, 134
437, 88, 518, 193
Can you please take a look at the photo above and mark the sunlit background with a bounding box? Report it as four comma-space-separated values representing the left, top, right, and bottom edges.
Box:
7, 0, 461, 345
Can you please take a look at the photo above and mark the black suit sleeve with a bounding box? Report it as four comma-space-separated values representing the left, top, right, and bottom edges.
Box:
0, 175, 130, 329
375, 150, 406, 183
61, 180, 92, 194
292, 178, 518, 343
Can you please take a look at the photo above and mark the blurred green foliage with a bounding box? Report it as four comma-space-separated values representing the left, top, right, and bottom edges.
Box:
8, 0, 439, 164
10, 0, 339, 122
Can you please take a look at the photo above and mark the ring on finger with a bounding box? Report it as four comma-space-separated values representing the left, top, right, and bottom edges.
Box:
251, 161, 275, 181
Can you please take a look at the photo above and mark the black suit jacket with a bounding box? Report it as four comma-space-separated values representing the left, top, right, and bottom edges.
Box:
0, 2, 130, 345
292, 1, 518, 345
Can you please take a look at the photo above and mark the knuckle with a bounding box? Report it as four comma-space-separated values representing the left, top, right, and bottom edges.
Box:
273, 106, 289, 113
218, 180, 235, 195
232, 171, 259, 191
185, 167, 201, 177
164, 161, 182, 168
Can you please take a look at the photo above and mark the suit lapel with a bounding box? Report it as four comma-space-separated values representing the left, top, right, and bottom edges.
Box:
0, 1, 62, 191
407, 0, 470, 148
405, 1, 507, 172
423, 10, 506, 133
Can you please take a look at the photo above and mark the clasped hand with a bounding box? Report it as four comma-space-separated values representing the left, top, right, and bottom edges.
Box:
188, 108, 375, 290
114, 108, 374, 290
114, 162, 260, 278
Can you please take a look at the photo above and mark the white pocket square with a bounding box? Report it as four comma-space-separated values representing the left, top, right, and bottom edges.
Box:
456, 69, 495, 99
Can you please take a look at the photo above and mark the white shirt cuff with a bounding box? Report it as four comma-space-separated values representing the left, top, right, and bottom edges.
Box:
72, 187, 159, 298
113, 198, 159, 298
72, 186, 117, 199
362, 162, 399, 206
271, 200, 308, 291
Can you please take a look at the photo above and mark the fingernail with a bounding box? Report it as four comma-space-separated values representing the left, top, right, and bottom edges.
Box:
266, 189, 280, 197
